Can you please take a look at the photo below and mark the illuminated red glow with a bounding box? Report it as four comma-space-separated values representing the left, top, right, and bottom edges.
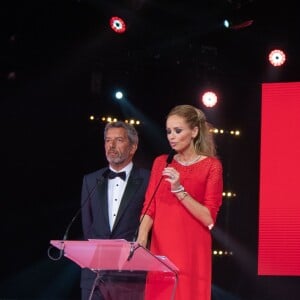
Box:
109, 16, 126, 34
230, 19, 254, 30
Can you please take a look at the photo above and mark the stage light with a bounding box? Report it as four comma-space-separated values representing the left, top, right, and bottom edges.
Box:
115, 91, 124, 99
202, 91, 218, 108
222, 2, 254, 30
268, 49, 286, 67
223, 19, 230, 28
109, 16, 126, 34
223, 18, 253, 30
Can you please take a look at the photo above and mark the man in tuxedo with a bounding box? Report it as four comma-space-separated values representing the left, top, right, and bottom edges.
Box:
80, 121, 150, 300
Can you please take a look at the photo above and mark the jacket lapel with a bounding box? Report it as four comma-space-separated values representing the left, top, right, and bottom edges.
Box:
96, 173, 110, 232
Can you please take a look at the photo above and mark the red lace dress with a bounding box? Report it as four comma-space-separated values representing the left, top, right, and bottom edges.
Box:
142, 154, 223, 300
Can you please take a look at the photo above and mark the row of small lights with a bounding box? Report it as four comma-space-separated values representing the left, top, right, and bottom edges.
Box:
213, 193, 237, 257
211, 128, 241, 136
222, 191, 236, 198
90, 116, 241, 136
89, 115, 141, 125
213, 250, 234, 256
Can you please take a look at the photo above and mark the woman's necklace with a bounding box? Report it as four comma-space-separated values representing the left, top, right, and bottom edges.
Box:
177, 155, 202, 166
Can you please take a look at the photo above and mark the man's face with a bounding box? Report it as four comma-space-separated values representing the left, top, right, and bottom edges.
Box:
104, 127, 137, 169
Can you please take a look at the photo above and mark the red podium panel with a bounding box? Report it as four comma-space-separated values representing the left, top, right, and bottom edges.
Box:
50, 239, 178, 300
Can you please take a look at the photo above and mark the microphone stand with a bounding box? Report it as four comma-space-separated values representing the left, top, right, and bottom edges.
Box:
132, 149, 176, 245
48, 177, 101, 261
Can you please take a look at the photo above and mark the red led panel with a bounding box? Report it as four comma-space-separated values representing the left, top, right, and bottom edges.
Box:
258, 82, 300, 276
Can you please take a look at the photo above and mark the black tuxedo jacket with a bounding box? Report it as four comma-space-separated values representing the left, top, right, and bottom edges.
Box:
80, 165, 150, 289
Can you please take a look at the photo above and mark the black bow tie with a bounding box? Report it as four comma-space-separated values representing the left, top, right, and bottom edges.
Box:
103, 169, 126, 181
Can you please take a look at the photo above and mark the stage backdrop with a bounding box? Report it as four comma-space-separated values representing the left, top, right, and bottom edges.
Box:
258, 81, 300, 276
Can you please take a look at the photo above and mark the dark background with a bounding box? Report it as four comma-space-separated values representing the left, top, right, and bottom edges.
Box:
1, 0, 300, 299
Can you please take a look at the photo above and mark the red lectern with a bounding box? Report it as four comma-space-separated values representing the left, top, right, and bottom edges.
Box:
50, 239, 178, 300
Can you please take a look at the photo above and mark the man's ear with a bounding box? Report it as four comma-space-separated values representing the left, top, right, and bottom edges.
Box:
130, 143, 138, 155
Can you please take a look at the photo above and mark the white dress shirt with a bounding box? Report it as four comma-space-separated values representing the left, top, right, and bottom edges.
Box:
107, 162, 133, 230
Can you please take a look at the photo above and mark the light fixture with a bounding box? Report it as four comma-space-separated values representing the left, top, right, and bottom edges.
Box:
109, 16, 126, 34
268, 49, 286, 67
223, 18, 253, 30
115, 91, 124, 99
223, 2, 254, 30
202, 91, 218, 108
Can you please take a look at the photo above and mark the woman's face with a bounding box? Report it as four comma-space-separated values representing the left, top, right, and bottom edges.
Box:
166, 115, 198, 153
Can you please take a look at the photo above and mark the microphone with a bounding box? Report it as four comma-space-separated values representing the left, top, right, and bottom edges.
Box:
132, 149, 176, 244
166, 148, 176, 164
47, 177, 102, 261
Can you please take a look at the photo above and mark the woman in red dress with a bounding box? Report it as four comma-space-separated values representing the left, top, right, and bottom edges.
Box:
137, 104, 223, 300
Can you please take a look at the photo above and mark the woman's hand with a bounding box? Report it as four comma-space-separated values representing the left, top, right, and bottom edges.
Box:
163, 167, 181, 191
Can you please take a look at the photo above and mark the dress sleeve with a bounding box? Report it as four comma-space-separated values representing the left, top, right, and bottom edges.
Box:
203, 158, 223, 222
141, 155, 166, 218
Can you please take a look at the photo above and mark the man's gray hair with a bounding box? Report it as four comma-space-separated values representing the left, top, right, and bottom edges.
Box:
104, 121, 139, 145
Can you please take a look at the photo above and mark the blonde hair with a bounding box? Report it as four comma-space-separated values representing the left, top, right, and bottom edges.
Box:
167, 104, 217, 157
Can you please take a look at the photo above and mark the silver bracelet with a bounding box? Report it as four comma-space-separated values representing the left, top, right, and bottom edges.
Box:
171, 185, 184, 193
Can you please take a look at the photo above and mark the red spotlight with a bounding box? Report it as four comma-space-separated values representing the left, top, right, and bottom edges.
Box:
202, 91, 218, 108
268, 49, 286, 67
109, 16, 126, 34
